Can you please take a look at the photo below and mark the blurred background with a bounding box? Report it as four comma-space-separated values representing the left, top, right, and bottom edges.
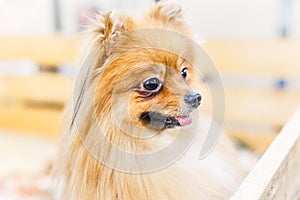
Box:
0, 0, 299, 198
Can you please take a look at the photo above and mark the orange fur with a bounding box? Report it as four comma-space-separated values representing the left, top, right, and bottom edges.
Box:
52, 1, 249, 200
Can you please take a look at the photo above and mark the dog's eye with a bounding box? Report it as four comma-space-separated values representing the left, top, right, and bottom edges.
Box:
181, 67, 187, 79
143, 77, 161, 92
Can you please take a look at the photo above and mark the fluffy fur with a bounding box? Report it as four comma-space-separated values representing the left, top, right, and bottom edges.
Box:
53, 1, 249, 199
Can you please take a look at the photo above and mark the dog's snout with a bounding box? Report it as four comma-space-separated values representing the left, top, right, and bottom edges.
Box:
184, 92, 202, 108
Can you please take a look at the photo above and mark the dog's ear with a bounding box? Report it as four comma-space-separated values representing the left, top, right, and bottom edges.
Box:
149, 0, 182, 23
89, 11, 134, 57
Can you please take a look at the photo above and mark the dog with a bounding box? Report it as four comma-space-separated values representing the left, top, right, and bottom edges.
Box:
52, 1, 250, 199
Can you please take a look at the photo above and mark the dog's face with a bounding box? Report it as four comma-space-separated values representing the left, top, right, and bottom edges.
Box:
93, 3, 201, 133
96, 48, 201, 133
127, 53, 201, 131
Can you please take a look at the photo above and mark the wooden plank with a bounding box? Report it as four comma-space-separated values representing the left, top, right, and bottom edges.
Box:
0, 104, 62, 138
0, 73, 74, 104
0, 36, 77, 67
228, 130, 276, 152
225, 119, 280, 152
203, 40, 300, 77
0, 73, 72, 137
230, 107, 300, 200
225, 87, 300, 126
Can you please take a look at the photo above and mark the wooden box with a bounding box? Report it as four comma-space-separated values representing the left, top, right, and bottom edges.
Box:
231, 108, 300, 199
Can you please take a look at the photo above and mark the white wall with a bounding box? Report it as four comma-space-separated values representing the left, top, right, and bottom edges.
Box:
0, 0, 299, 39
59, 0, 153, 34
291, 0, 300, 38
0, 0, 54, 35
180, 0, 279, 39
75, 0, 299, 39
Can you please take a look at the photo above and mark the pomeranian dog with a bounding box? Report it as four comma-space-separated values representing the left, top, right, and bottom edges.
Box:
53, 1, 251, 199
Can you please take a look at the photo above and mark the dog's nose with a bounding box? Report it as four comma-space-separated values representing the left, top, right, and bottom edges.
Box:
184, 92, 202, 108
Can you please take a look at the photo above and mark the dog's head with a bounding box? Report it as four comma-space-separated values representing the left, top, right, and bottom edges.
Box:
85, 1, 202, 134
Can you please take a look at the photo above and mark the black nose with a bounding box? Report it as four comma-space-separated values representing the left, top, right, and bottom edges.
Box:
184, 92, 202, 108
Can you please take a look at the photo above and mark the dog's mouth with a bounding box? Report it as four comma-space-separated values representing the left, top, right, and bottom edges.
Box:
140, 111, 192, 130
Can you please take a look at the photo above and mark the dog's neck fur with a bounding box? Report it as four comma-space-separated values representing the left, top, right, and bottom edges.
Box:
58, 111, 189, 200
57, 107, 232, 200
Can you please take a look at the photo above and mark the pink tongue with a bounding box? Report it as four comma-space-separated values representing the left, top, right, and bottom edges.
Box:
176, 115, 192, 126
